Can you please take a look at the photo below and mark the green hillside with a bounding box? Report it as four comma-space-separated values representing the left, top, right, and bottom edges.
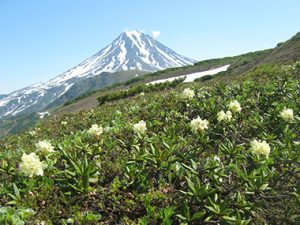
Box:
52, 31, 300, 116
0, 112, 39, 137
46, 70, 147, 109
1, 31, 300, 138
0, 62, 299, 224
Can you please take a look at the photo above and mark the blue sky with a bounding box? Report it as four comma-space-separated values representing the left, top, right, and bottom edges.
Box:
1, 0, 300, 93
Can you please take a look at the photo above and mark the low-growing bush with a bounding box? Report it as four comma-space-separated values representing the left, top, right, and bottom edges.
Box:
97, 78, 184, 106
194, 75, 213, 82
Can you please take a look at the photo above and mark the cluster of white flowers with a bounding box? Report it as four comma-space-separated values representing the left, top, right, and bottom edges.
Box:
61, 121, 68, 125
190, 116, 209, 133
139, 92, 145, 97
250, 139, 271, 157
133, 120, 147, 135
280, 108, 294, 122
281, 62, 300, 75
19, 153, 44, 177
181, 88, 195, 100
228, 100, 242, 113
36, 140, 55, 155
29, 130, 36, 136
87, 124, 104, 137
217, 110, 232, 122
130, 106, 140, 112
115, 110, 122, 116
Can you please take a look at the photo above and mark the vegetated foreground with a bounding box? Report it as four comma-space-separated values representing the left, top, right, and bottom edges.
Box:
0, 63, 299, 224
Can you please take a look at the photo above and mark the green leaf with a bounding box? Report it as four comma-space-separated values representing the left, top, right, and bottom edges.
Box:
191, 211, 205, 221
185, 177, 196, 194
222, 215, 236, 222
12, 184, 20, 199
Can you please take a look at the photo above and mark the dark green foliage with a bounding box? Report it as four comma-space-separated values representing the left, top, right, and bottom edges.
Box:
194, 75, 213, 82
97, 78, 184, 106
47, 70, 147, 109
124, 77, 144, 85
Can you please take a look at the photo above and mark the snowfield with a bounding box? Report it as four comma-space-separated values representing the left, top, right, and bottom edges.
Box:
148, 65, 230, 85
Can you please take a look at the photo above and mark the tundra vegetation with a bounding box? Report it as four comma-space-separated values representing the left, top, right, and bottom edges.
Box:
0, 62, 299, 224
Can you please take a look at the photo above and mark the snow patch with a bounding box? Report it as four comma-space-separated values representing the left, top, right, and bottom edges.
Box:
148, 65, 230, 85
38, 111, 50, 119
0, 98, 10, 107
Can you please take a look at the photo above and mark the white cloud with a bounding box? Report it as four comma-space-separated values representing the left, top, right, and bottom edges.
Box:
151, 31, 161, 39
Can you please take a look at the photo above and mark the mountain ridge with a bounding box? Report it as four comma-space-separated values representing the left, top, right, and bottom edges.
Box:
0, 30, 196, 119
45, 70, 147, 109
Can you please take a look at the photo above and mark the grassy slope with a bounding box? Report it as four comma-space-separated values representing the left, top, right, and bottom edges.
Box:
0, 112, 39, 137
1, 32, 300, 138
53, 32, 300, 116
262, 32, 300, 63
52, 50, 270, 116
0, 63, 299, 224
46, 70, 147, 109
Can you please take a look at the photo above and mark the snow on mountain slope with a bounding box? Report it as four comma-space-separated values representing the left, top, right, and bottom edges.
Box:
0, 30, 196, 118
148, 65, 230, 84
61, 30, 196, 77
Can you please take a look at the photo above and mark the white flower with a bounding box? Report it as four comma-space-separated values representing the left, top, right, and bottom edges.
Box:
19, 153, 44, 177
250, 139, 271, 158
29, 130, 36, 136
139, 92, 145, 96
280, 108, 294, 122
197, 91, 207, 98
130, 106, 140, 112
61, 121, 68, 125
181, 88, 195, 100
190, 116, 209, 133
133, 120, 147, 135
36, 140, 55, 155
293, 141, 300, 146
217, 110, 232, 122
115, 110, 122, 116
228, 100, 242, 113
87, 124, 103, 137
213, 156, 221, 163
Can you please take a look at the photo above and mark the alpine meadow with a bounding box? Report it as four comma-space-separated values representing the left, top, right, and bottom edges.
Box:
0, 1, 300, 224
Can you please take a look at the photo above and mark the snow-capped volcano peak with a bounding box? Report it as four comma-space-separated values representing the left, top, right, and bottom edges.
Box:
62, 29, 196, 77
0, 30, 196, 119
124, 29, 142, 37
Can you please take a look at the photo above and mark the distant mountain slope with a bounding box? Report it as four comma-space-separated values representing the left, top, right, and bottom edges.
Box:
46, 70, 147, 109
198, 32, 300, 76
0, 30, 195, 119
0, 95, 7, 100
260, 32, 300, 63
